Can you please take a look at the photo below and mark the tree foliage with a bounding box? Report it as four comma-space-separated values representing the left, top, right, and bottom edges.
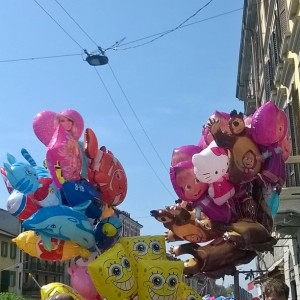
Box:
0, 293, 26, 300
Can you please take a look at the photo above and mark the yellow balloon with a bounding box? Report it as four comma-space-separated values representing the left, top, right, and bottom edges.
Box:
177, 282, 203, 299
12, 231, 91, 261
88, 242, 137, 299
120, 235, 167, 278
41, 282, 83, 300
137, 259, 183, 299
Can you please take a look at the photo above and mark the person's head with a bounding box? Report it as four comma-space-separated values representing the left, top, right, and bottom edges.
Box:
264, 278, 289, 300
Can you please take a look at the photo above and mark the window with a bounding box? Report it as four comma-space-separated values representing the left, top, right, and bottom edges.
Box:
9, 271, 16, 287
10, 243, 16, 259
1, 241, 8, 257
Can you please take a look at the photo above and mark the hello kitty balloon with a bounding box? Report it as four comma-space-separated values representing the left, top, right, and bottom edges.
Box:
192, 141, 235, 206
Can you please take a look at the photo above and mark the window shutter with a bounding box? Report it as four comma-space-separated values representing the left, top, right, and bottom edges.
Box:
277, 0, 288, 39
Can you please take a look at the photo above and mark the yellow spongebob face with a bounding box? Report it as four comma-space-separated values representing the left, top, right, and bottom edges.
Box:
40, 282, 83, 300
177, 282, 202, 300
88, 243, 137, 299
120, 235, 166, 261
138, 260, 183, 300
104, 251, 135, 291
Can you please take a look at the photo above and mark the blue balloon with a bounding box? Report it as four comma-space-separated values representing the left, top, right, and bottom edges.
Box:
22, 201, 96, 251
94, 215, 122, 252
267, 190, 280, 216
61, 179, 102, 219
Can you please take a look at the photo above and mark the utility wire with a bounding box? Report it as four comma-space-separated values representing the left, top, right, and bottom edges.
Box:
116, 7, 242, 50
0, 6, 243, 63
0, 53, 81, 63
54, 0, 99, 48
93, 67, 175, 198
108, 63, 170, 172
55, 0, 170, 173
33, 0, 176, 198
114, 0, 214, 50
34, 0, 84, 50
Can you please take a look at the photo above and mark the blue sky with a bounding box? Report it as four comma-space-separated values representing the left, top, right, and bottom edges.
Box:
0, 0, 255, 291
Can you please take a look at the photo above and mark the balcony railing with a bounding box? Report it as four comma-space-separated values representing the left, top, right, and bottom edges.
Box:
285, 155, 300, 187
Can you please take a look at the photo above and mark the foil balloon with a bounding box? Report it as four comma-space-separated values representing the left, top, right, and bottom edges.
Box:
12, 230, 91, 261
279, 134, 292, 161
7, 190, 40, 221
208, 111, 261, 185
84, 128, 127, 206
33, 109, 84, 147
3, 153, 39, 194
94, 215, 122, 252
41, 282, 83, 300
251, 102, 288, 186
33, 109, 84, 188
22, 201, 96, 251
251, 101, 287, 146
88, 243, 137, 299
61, 179, 102, 219
177, 282, 202, 300
68, 265, 99, 300
46, 125, 82, 189
0, 167, 13, 194
192, 141, 235, 206
203, 111, 231, 145
120, 235, 167, 279
169, 145, 208, 202
137, 259, 183, 300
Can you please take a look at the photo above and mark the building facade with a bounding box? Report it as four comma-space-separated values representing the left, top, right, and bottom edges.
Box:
236, 0, 300, 298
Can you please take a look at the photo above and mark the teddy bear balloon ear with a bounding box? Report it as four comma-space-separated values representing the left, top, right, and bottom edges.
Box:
230, 109, 238, 117
238, 112, 244, 118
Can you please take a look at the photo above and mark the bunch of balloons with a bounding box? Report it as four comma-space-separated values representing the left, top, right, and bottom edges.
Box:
38, 235, 200, 300
1, 109, 127, 261
153, 101, 291, 278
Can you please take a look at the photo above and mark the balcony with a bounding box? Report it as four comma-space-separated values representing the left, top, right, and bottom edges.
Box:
280, 57, 295, 88
274, 155, 300, 233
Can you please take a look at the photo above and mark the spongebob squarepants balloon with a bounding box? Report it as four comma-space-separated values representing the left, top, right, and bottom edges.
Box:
88, 243, 137, 299
40, 282, 83, 300
120, 235, 166, 261
137, 259, 183, 300
177, 282, 203, 300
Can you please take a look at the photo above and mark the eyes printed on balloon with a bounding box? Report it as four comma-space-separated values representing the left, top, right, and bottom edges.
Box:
149, 272, 179, 290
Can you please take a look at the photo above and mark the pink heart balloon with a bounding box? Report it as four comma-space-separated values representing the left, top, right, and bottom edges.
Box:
33, 110, 57, 146
33, 109, 84, 146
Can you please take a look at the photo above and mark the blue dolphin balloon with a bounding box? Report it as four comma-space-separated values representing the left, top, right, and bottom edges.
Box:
22, 201, 95, 251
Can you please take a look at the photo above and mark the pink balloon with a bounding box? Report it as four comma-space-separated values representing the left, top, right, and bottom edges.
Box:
279, 134, 292, 161
33, 109, 84, 147
46, 126, 82, 188
251, 101, 288, 146
33, 110, 57, 146
68, 265, 99, 300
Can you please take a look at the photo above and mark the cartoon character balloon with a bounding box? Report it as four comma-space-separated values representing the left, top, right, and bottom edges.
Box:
137, 259, 183, 299
40, 282, 83, 300
33, 109, 84, 188
22, 201, 96, 251
251, 101, 288, 186
13, 231, 90, 261
207, 111, 262, 185
88, 243, 137, 299
169, 145, 207, 202
84, 128, 127, 206
192, 141, 235, 206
